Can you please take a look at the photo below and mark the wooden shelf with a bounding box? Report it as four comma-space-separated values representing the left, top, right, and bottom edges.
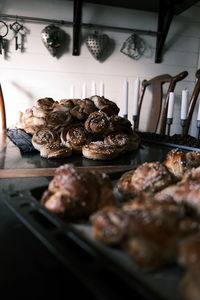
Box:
72, 0, 199, 63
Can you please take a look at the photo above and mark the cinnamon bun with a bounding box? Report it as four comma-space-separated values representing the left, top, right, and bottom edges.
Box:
45, 111, 73, 131
52, 99, 74, 112
90, 95, 120, 116
32, 127, 60, 151
108, 115, 133, 133
39, 142, 72, 159
41, 164, 115, 220
32, 97, 54, 118
85, 111, 110, 134
16, 108, 46, 135
60, 124, 92, 152
104, 131, 140, 151
82, 141, 122, 160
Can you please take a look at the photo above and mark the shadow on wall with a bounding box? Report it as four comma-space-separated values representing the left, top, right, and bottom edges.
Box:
11, 81, 35, 105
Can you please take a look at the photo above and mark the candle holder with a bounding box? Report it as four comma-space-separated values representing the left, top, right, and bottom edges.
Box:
166, 118, 173, 136
197, 120, 200, 139
123, 114, 128, 119
180, 119, 187, 136
132, 115, 138, 131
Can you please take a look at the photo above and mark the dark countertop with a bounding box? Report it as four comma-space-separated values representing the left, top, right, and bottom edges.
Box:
0, 135, 172, 299
1, 136, 170, 170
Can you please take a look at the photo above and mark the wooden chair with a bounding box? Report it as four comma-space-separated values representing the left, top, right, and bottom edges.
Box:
134, 71, 188, 135
183, 69, 200, 135
0, 83, 6, 132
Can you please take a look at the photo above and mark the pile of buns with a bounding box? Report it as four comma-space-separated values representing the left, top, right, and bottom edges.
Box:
91, 148, 200, 300
16, 96, 140, 159
40, 148, 200, 300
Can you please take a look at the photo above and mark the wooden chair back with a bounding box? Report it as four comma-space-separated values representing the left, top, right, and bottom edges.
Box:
184, 69, 200, 135
134, 71, 188, 135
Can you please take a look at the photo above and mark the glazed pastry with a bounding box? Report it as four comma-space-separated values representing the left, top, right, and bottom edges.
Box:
186, 151, 200, 169
122, 215, 179, 270
117, 162, 173, 198
45, 111, 73, 131
85, 111, 110, 134
70, 99, 97, 120
90, 196, 181, 270
180, 266, 200, 300
41, 164, 115, 220
90, 206, 129, 246
163, 149, 200, 181
82, 141, 122, 160
52, 99, 74, 112
91, 95, 120, 116
104, 131, 140, 151
154, 167, 200, 213
60, 124, 92, 152
32, 127, 60, 151
163, 148, 187, 181
179, 234, 200, 300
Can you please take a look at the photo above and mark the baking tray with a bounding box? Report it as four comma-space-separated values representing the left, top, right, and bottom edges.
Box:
142, 139, 200, 152
2, 178, 184, 300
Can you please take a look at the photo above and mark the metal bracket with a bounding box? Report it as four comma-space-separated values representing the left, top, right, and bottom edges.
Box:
155, 0, 174, 63
73, 0, 83, 55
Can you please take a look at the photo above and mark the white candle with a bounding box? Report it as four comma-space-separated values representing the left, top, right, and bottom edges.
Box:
197, 100, 200, 121
92, 81, 96, 95
122, 79, 128, 116
82, 83, 86, 99
133, 77, 140, 116
181, 88, 189, 120
167, 92, 175, 119
100, 81, 104, 97
70, 85, 75, 98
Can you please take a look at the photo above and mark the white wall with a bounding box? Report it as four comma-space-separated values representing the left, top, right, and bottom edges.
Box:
1, 0, 200, 137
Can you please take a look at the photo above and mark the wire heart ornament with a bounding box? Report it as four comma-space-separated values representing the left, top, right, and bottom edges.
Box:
85, 31, 109, 60
120, 33, 146, 60
41, 24, 65, 57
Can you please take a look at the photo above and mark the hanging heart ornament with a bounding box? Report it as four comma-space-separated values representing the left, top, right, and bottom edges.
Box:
85, 31, 109, 60
41, 24, 64, 57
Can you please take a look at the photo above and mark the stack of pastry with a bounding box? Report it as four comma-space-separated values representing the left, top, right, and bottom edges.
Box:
88, 148, 200, 299
16, 95, 140, 159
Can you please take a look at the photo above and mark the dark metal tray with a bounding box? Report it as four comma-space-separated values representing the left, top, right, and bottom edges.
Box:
142, 139, 200, 152
2, 183, 183, 300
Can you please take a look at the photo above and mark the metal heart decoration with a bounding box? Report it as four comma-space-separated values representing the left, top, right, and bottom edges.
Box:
41, 24, 65, 57
120, 33, 146, 60
85, 31, 109, 60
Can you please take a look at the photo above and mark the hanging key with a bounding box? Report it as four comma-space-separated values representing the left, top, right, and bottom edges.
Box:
0, 35, 2, 54
10, 18, 23, 51
0, 20, 9, 55
15, 35, 18, 50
